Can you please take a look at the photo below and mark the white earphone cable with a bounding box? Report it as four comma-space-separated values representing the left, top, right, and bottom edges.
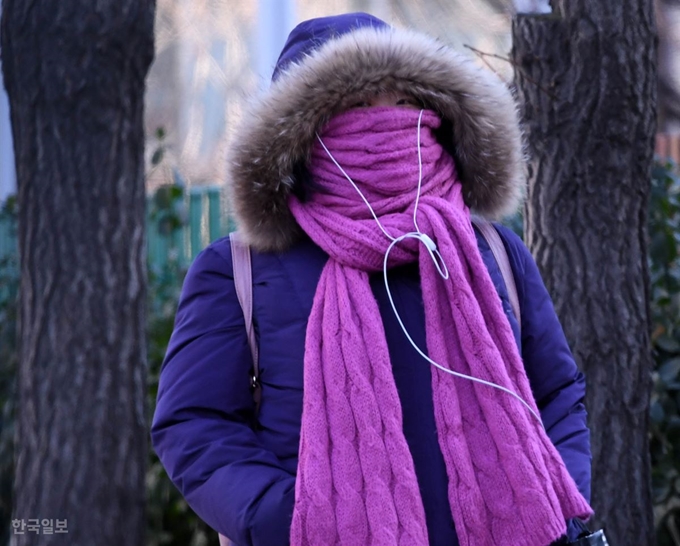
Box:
315, 134, 396, 242
382, 237, 542, 425
316, 109, 543, 427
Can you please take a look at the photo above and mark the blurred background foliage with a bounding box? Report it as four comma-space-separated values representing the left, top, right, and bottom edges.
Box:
0, 160, 679, 544
649, 160, 680, 545
144, 183, 219, 546
0, 196, 17, 546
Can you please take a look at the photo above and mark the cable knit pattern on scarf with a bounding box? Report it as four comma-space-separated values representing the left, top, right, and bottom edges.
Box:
288, 107, 593, 546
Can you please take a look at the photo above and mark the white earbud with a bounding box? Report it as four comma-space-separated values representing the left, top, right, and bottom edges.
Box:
419, 233, 437, 252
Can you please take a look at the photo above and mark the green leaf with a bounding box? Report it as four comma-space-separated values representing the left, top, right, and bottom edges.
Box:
659, 358, 680, 383
151, 148, 165, 166
651, 400, 666, 424
656, 336, 680, 354
169, 185, 183, 199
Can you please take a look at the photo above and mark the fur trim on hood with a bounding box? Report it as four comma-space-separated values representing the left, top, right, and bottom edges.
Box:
228, 25, 525, 252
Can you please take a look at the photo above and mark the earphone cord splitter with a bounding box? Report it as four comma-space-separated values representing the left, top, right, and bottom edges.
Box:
314, 110, 543, 427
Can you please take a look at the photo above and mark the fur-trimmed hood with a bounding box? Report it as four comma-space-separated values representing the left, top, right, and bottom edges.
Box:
228, 14, 525, 252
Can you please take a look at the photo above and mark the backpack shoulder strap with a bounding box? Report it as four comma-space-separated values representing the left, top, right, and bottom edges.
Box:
229, 231, 261, 413
471, 217, 522, 335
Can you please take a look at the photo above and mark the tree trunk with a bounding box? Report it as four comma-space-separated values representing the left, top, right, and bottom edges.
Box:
1, 2, 155, 545
511, 3, 656, 545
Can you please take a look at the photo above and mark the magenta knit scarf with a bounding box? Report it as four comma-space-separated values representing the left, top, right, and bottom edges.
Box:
288, 107, 593, 545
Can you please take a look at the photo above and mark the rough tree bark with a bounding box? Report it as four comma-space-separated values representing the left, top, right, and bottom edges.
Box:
1, 1, 155, 545
511, 2, 656, 545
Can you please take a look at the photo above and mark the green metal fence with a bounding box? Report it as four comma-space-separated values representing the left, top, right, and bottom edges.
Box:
0, 186, 232, 291
146, 185, 231, 271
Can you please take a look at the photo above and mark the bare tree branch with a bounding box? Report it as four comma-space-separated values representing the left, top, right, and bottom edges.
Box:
463, 44, 559, 100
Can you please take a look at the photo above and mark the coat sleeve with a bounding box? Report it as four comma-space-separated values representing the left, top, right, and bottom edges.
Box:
151, 243, 295, 546
496, 225, 592, 504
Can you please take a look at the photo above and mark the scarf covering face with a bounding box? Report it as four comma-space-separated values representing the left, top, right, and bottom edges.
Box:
288, 107, 593, 546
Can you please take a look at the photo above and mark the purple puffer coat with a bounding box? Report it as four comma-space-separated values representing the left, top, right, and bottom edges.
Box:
151, 228, 591, 545
151, 12, 592, 546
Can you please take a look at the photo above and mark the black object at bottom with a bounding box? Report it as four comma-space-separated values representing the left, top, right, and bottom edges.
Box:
567, 530, 609, 545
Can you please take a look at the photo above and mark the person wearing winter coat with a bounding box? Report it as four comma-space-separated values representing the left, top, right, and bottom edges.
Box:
152, 12, 595, 546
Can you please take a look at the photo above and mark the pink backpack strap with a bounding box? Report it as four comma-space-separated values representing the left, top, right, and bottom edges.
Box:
219, 232, 258, 546
471, 217, 522, 334
229, 231, 261, 412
